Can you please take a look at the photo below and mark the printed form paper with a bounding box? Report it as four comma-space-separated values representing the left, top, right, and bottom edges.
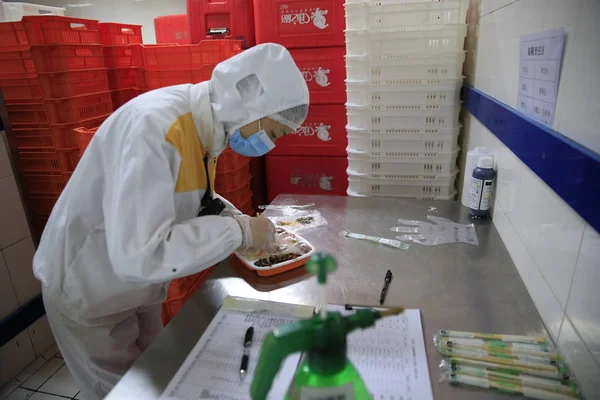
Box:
332, 306, 434, 400
517, 28, 565, 126
160, 310, 299, 400
161, 306, 433, 400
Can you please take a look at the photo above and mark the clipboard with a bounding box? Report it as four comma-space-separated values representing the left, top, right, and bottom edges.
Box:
160, 298, 433, 400
159, 296, 314, 400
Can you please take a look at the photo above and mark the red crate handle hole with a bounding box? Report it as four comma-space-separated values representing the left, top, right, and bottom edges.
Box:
70, 23, 90, 30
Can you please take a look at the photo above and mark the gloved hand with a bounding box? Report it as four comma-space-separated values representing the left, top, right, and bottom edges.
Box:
234, 215, 276, 252
392, 216, 479, 246
221, 207, 243, 218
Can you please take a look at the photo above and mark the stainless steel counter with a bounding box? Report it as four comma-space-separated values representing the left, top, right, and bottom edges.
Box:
107, 195, 548, 400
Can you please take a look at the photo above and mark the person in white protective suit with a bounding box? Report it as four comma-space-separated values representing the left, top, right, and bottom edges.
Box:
33, 43, 309, 400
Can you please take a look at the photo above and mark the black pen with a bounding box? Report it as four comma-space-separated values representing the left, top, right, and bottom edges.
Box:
239, 326, 254, 381
379, 269, 393, 305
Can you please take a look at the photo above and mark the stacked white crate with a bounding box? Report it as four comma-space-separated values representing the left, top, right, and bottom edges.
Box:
344, 0, 468, 199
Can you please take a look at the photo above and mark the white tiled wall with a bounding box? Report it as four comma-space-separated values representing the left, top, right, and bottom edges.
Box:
0, 133, 56, 389
463, 0, 600, 397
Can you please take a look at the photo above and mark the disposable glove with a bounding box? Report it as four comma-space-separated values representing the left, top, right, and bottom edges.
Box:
391, 216, 479, 246
234, 216, 276, 252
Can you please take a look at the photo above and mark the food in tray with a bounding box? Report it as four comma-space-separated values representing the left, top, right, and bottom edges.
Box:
236, 228, 314, 268
275, 216, 315, 227
235, 228, 314, 275
255, 253, 301, 267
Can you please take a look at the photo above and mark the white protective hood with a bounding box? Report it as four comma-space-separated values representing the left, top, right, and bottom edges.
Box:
209, 43, 310, 134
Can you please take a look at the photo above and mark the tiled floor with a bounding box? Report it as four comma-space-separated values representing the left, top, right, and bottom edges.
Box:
0, 345, 83, 400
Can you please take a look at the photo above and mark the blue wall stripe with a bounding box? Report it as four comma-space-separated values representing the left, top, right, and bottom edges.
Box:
0, 295, 45, 348
463, 85, 600, 233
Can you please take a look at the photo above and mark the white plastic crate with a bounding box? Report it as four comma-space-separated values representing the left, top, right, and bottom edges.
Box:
345, 24, 468, 56
345, 0, 468, 30
347, 187, 457, 200
347, 171, 457, 198
347, 148, 459, 177
346, 51, 465, 83
346, 104, 460, 133
346, 79, 462, 107
347, 129, 459, 155
2, 2, 65, 21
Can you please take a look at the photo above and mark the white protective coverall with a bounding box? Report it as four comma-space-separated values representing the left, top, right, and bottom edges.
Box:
33, 43, 309, 399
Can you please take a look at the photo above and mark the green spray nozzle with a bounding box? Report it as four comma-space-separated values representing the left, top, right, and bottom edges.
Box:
251, 309, 388, 400
305, 252, 337, 285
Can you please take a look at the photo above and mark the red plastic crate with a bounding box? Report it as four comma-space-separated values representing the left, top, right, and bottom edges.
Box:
0, 69, 109, 101
22, 16, 100, 45
219, 179, 252, 207
103, 45, 143, 68
266, 155, 348, 201
7, 92, 113, 126
254, 0, 345, 49
144, 67, 214, 90
98, 23, 143, 45
18, 148, 80, 172
217, 147, 249, 173
162, 266, 215, 325
154, 14, 190, 45
73, 126, 98, 155
270, 104, 347, 156
23, 172, 72, 196
239, 194, 254, 215
28, 195, 60, 216
290, 47, 346, 104
0, 45, 104, 74
215, 162, 251, 193
188, 0, 255, 48
106, 68, 146, 90
14, 115, 107, 149
110, 88, 142, 110
0, 21, 28, 47
0, 74, 41, 101
34, 45, 105, 72
141, 41, 242, 70
31, 215, 49, 238
249, 157, 266, 212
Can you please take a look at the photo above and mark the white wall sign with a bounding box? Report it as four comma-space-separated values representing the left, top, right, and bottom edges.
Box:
517, 28, 565, 126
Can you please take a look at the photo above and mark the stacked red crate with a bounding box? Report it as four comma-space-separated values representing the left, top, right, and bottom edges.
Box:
254, 0, 348, 201
187, 0, 255, 49
154, 14, 190, 44
0, 16, 113, 235
98, 23, 146, 110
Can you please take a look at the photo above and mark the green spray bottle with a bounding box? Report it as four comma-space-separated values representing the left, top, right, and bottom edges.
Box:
250, 252, 404, 400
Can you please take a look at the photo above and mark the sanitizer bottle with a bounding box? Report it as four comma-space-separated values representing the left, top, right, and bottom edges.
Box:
468, 155, 495, 218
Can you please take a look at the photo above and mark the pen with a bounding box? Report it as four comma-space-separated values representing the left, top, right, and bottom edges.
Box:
379, 269, 392, 305
239, 326, 254, 381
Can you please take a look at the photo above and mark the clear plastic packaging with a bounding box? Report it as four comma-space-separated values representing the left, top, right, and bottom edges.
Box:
439, 361, 578, 398
340, 231, 410, 251
392, 216, 478, 246
267, 209, 327, 233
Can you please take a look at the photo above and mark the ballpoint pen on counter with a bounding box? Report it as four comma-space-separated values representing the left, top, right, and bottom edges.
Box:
240, 326, 254, 381
379, 269, 392, 305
